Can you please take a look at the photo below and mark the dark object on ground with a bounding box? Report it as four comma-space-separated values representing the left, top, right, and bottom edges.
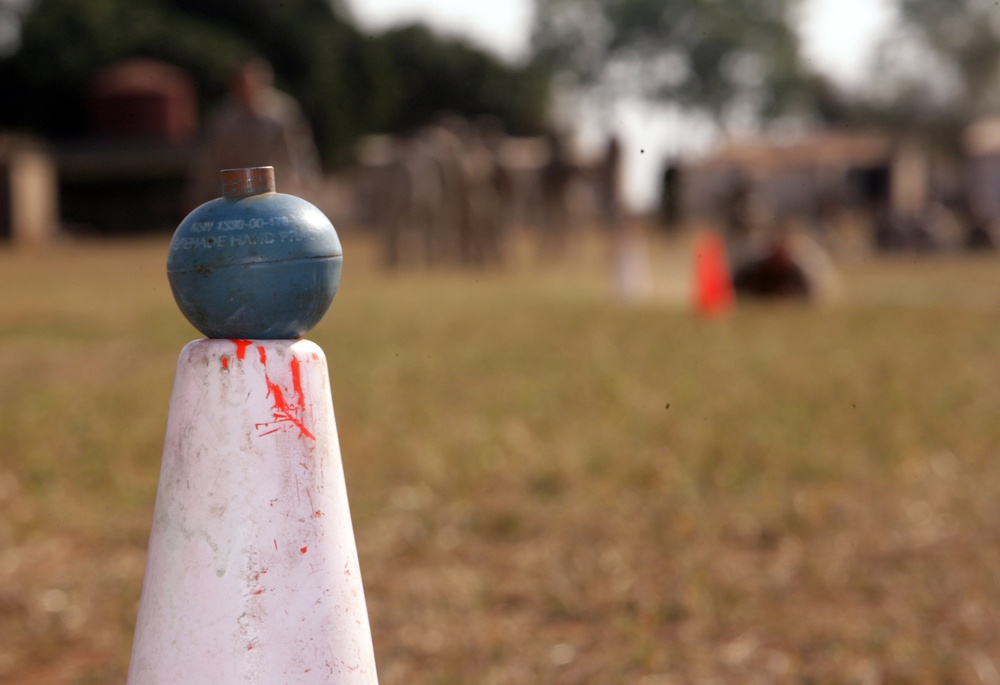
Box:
733, 243, 811, 299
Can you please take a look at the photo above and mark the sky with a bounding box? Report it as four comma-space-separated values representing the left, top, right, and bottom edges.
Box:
345, 0, 536, 64
797, 0, 897, 89
346, 0, 898, 211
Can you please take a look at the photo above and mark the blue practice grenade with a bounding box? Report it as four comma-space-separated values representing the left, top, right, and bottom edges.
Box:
167, 167, 342, 339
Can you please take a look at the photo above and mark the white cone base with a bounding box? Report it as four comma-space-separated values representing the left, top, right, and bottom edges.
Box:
127, 339, 377, 684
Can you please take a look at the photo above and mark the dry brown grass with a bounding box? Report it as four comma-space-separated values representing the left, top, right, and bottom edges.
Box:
1, 226, 1000, 684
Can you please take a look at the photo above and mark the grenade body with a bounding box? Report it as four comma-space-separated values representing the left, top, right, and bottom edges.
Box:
167, 169, 342, 340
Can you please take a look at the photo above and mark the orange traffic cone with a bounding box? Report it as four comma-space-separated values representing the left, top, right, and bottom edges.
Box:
693, 231, 734, 316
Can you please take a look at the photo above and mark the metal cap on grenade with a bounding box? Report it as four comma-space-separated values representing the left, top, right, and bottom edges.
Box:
220, 166, 276, 198
166, 167, 343, 340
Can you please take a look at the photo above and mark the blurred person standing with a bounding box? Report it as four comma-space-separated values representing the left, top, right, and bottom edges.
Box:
185, 58, 321, 208
594, 134, 622, 227
538, 131, 575, 259
595, 134, 650, 301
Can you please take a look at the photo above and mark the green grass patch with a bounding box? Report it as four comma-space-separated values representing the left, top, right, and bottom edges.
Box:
1, 232, 1000, 683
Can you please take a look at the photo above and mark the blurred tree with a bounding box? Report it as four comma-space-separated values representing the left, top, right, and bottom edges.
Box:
0, 0, 551, 166
0, 0, 248, 139
865, 0, 1000, 150
0, 0, 32, 57
531, 0, 814, 130
378, 24, 551, 135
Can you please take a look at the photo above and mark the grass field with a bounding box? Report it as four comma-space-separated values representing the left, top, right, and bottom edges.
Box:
2, 226, 1000, 684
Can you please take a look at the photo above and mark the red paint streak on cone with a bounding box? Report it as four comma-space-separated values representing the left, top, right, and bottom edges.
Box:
232, 339, 253, 360
290, 358, 306, 411
262, 379, 316, 441
693, 231, 734, 317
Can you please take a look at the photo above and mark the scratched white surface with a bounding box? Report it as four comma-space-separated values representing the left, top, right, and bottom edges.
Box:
127, 339, 378, 684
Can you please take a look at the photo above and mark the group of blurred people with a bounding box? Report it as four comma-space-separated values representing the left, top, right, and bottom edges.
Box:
713, 166, 1000, 301
183, 56, 636, 279
179, 58, 832, 305
354, 116, 511, 268
194, 57, 1000, 307
353, 121, 630, 269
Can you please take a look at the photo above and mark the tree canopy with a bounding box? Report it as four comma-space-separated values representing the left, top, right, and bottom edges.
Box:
376, 24, 550, 135
863, 0, 1000, 147
0, 0, 551, 166
531, 0, 814, 131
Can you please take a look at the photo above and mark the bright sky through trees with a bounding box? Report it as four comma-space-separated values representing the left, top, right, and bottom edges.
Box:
347, 0, 894, 85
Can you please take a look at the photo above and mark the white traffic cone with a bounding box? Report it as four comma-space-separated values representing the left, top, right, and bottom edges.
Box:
127, 338, 377, 683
